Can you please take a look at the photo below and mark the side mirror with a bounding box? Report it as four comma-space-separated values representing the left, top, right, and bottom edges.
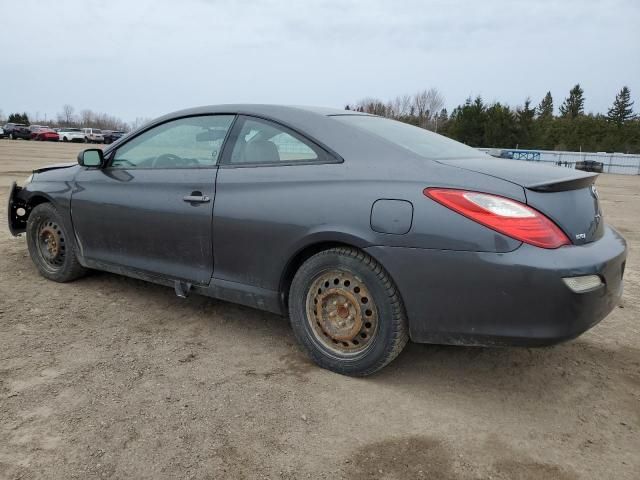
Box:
78, 148, 104, 168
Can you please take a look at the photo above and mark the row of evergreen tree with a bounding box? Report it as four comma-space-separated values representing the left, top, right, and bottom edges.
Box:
348, 85, 639, 154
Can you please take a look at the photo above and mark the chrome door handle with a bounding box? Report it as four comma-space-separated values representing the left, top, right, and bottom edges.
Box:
183, 195, 210, 203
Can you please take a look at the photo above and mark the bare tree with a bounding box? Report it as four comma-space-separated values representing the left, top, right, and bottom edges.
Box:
398, 94, 412, 117
129, 117, 152, 131
412, 88, 445, 130
79, 109, 94, 126
61, 104, 75, 125
348, 88, 446, 129
388, 95, 411, 118
355, 97, 388, 117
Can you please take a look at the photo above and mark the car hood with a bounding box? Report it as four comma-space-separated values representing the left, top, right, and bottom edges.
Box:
33, 162, 77, 173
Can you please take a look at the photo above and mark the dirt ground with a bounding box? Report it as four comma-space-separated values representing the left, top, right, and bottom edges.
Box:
0, 139, 638, 480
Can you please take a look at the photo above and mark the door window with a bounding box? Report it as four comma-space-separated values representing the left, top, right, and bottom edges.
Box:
228, 117, 327, 165
112, 115, 235, 169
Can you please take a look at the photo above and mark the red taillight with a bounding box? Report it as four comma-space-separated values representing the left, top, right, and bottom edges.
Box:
424, 188, 570, 249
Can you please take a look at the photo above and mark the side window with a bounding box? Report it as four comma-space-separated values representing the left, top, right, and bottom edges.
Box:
112, 115, 235, 169
228, 117, 325, 165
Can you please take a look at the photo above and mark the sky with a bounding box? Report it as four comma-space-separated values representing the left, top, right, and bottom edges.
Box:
1, 0, 639, 125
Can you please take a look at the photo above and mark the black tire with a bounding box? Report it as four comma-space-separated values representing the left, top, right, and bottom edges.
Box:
26, 203, 87, 282
289, 247, 408, 376
63, 136, 68, 142
9, 133, 14, 140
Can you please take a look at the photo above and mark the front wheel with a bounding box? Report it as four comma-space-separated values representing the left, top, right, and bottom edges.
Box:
26, 203, 87, 282
289, 247, 408, 376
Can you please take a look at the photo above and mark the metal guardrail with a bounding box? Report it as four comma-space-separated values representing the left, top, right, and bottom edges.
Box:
478, 148, 640, 175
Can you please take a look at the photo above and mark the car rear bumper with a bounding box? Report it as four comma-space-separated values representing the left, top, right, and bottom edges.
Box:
365, 225, 627, 346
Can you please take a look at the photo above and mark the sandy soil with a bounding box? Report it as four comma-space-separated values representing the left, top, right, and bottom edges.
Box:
0, 139, 638, 479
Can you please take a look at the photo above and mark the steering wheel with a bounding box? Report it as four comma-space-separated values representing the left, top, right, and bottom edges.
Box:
113, 158, 136, 167
152, 153, 182, 168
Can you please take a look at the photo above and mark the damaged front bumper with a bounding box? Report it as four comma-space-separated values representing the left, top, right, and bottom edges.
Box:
7, 181, 28, 236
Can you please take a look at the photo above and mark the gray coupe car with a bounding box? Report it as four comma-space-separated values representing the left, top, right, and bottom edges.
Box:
8, 105, 627, 376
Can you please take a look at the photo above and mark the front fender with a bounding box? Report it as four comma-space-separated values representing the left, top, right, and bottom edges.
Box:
7, 182, 28, 236
7, 178, 75, 238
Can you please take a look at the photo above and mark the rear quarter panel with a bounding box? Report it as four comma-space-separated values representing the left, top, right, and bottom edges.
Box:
212, 158, 523, 293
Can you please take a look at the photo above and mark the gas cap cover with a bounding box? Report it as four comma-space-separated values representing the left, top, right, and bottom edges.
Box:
370, 199, 413, 235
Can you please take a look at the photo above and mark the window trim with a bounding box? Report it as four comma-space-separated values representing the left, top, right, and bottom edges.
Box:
219, 115, 343, 168
104, 113, 238, 170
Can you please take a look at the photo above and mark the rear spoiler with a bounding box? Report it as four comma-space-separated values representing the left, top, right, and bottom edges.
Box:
526, 173, 598, 192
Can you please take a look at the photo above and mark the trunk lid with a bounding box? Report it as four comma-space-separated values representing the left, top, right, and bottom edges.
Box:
437, 157, 604, 245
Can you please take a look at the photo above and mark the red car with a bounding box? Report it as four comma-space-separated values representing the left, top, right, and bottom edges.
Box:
31, 127, 60, 142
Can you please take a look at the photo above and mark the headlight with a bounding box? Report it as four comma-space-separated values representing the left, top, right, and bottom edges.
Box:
24, 174, 33, 185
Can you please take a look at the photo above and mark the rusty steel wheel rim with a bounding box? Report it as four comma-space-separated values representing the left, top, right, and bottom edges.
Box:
36, 220, 66, 270
306, 270, 379, 355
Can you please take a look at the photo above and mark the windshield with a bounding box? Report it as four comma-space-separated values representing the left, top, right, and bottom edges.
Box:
332, 115, 487, 160
93, 129, 102, 134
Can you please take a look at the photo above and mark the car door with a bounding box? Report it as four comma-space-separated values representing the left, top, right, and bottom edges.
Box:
71, 114, 235, 284
212, 115, 342, 293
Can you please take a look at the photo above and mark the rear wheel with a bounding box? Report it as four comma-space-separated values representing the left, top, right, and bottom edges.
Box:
26, 203, 87, 282
63, 136, 68, 142
289, 247, 408, 376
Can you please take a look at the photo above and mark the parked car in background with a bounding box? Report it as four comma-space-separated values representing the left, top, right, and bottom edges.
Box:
58, 127, 86, 143
0, 126, 5, 139
28, 125, 44, 137
487, 149, 514, 159
575, 160, 604, 173
29, 125, 52, 140
32, 127, 60, 142
82, 128, 104, 143
103, 130, 126, 144
3, 123, 31, 140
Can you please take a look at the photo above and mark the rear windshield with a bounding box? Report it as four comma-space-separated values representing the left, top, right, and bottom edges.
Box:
332, 115, 486, 159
